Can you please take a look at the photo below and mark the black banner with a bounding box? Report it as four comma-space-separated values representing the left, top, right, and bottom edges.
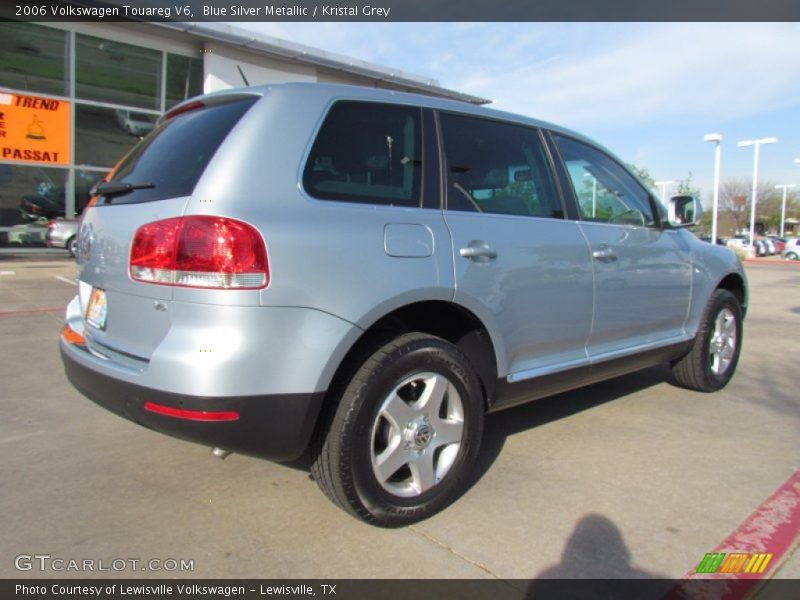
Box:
5, 579, 800, 600
3, 0, 800, 22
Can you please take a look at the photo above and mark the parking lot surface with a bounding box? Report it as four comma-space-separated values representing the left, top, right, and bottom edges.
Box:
1, 255, 798, 584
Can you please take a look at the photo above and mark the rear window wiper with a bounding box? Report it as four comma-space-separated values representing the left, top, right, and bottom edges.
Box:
90, 181, 155, 198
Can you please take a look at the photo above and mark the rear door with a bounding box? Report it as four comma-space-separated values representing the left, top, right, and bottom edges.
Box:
438, 112, 594, 384
551, 133, 692, 360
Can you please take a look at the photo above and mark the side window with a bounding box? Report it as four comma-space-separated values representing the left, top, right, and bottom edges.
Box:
554, 135, 656, 227
303, 101, 422, 207
439, 113, 563, 219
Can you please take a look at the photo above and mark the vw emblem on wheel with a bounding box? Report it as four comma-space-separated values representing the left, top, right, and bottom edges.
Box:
413, 424, 433, 448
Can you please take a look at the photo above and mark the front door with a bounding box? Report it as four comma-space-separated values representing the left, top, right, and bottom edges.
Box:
552, 134, 692, 360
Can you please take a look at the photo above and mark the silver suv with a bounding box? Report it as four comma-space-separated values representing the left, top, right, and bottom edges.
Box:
61, 83, 747, 526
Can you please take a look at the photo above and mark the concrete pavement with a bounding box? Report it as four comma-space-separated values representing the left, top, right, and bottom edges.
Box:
0, 257, 797, 584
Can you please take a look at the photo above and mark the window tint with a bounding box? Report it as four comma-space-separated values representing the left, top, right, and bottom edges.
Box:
303, 101, 422, 207
554, 135, 656, 227
440, 113, 562, 219
104, 97, 257, 204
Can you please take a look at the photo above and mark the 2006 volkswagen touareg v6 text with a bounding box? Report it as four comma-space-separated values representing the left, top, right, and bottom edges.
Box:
61, 83, 747, 526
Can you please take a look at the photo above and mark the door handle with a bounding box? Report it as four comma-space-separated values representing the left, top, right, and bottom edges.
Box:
460, 241, 497, 261
592, 245, 617, 262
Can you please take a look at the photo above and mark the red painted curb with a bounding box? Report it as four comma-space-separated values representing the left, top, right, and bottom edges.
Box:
664, 469, 800, 600
743, 259, 800, 266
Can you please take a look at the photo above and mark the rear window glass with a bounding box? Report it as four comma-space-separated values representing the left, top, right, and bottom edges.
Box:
103, 97, 258, 204
303, 101, 422, 207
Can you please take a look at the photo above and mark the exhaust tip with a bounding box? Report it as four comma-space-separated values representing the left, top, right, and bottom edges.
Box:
211, 447, 232, 460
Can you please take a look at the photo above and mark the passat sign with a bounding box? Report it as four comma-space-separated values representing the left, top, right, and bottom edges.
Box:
0, 91, 71, 165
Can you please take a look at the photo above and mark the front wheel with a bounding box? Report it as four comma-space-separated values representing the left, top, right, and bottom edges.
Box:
671, 289, 743, 392
311, 333, 484, 527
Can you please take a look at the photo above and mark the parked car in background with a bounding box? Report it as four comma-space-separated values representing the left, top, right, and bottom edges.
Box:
115, 109, 157, 137
769, 237, 786, 253
698, 234, 725, 245
763, 238, 777, 255
782, 238, 800, 260
19, 185, 66, 222
60, 83, 748, 526
46, 219, 80, 257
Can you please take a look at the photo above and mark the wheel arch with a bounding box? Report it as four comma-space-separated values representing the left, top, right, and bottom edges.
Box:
322, 300, 502, 415
716, 272, 747, 316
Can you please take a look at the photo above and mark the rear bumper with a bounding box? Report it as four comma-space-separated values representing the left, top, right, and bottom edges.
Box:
61, 344, 324, 461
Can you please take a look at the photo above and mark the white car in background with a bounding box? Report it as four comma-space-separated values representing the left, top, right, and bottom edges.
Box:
114, 110, 156, 137
782, 238, 800, 261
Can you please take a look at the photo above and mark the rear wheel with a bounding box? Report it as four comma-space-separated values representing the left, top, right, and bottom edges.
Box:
67, 236, 77, 258
785, 252, 799, 261
311, 333, 484, 526
671, 289, 743, 392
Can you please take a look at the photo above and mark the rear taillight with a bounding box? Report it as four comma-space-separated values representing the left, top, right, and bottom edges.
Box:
130, 216, 268, 289
48, 219, 57, 229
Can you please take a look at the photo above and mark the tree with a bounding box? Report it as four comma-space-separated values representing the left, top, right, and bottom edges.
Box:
626, 163, 656, 189
718, 178, 779, 235
674, 172, 701, 199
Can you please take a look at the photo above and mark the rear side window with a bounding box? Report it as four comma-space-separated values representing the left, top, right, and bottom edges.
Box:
105, 97, 258, 204
303, 101, 422, 207
440, 113, 562, 219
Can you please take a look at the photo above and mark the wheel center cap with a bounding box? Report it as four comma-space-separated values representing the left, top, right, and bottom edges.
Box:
405, 420, 435, 449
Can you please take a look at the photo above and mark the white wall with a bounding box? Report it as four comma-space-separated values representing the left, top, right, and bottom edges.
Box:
203, 43, 317, 93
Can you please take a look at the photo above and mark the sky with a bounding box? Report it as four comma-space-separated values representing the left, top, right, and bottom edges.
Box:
238, 22, 800, 204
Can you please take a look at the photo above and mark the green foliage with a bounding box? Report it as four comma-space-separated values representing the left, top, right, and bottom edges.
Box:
626, 163, 656, 189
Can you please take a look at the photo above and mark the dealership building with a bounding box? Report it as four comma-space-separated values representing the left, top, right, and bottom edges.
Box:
0, 20, 487, 243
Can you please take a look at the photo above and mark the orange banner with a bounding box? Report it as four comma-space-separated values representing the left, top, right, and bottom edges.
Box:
0, 91, 71, 165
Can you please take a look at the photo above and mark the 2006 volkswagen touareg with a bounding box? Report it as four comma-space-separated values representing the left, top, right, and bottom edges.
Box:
61, 83, 747, 526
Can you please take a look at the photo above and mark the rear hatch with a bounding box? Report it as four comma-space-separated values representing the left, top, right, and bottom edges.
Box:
75, 94, 260, 362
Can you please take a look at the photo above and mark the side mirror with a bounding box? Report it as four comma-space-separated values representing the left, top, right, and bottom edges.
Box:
667, 195, 703, 228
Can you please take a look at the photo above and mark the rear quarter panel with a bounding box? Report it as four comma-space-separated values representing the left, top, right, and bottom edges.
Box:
188, 86, 455, 316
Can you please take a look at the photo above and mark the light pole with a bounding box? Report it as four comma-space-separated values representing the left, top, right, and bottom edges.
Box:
775, 184, 795, 237
655, 180, 674, 204
584, 173, 597, 217
737, 137, 778, 247
704, 133, 722, 242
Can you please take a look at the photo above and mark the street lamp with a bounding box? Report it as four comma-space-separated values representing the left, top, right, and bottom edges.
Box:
775, 184, 796, 237
737, 137, 778, 247
584, 173, 597, 217
704, 133, 722, 242
655, 180, 674, 204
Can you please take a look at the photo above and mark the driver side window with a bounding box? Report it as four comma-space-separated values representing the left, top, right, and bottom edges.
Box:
554, 135, 656, 227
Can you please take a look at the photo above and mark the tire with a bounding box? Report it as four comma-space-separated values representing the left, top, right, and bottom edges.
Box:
671, 289, 743, 392
67, 236, 77, 258
786, 252, 799, 261
311, 332, 484, 527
